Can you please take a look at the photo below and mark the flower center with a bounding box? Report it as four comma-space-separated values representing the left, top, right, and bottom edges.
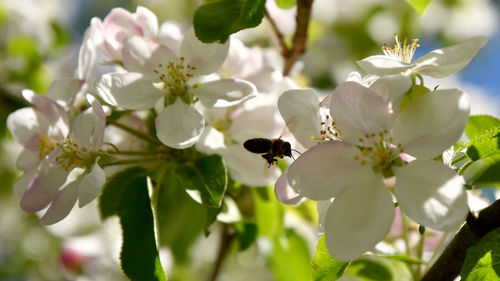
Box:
314, 114, 342, 143
55, 139, 95, 171
382, 34, 420, 64
153, 57, 196, 105
354, 130, 405, 178
37, 135, 59, 159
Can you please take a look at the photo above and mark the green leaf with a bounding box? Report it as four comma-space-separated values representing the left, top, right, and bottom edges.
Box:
345, 258, 393, 281
311, 235, 349, 281
155, 165, 210, 262
175, 154, 227, 207
269, 229, 311, 281
235, 222, 258, 251
275, 0, 296, 9
463, 152, 500, 185
118, 173, 166, 281
405, 0, 433, 15
251, 187, 284, 238
193, 0, 266, 43
466, 126, 500, 161
466, 115, 500, 139
99, 167, 146, 219
461, 227, 500, 280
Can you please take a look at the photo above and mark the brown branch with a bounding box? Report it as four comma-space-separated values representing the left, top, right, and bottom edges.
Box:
266, 0, 314, 76
208, 224, 236, 281
421, 199, 500, 281
265, 8, 288, 57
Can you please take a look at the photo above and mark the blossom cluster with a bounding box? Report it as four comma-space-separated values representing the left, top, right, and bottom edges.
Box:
7, 5, 488, 264
275, 34, 487, 260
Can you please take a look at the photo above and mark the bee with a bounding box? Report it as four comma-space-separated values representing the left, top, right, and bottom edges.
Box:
243, 138, 293, 167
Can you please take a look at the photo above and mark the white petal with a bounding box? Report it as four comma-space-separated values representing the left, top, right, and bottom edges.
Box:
78, 163, 106, 207
156, 99, 204, 149
357, 55, 413, 76
228, 105, 283, 144
20, 161, 68, 212
392, 89, 470, 159
71, 97, 106, 149
16, 148, 39, 171
413, 36, 488, 78
369, 74, 412, 115
179, 28, 229, 76
135, 6, 158, 38
40, 168, 84, 225
274, 169, 305, 204
45, 78, 83, 106
96, 72, 163, 110
122, 36, 175, 74
195, 126, 226, 154
317, 199, 333, 233
330, 82, 393, 144
324, 177, 394, 261
394, 160, 468, 231
193, 78, 256, 108
157, 22, 183, 54
78, 22, 99, 81
287, 141, 374, 200
277, 89, 322, 149
222, 144, 281, 187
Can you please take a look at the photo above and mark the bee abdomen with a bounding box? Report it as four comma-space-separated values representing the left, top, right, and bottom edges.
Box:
244, 138, 273, 154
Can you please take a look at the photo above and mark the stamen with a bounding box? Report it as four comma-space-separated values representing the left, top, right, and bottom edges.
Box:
381, 34, 420, 64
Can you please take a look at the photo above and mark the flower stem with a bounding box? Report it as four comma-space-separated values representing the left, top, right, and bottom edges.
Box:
208, 224, 235, 281
416, 230, 425, 278
106, 118, 162, 146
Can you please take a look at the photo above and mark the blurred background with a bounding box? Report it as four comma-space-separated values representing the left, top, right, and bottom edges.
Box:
1, 0, 499, 280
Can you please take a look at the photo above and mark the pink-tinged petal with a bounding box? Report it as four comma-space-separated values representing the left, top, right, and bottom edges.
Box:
278, 90, 321, 148
21, 161, 68, 212
135, 6, 158, 38
356, 55, 413, 76
330, 82, 393, 145
278, 89, 322, 149
392, 89, 470, 159
324, 177, 394, 261
156, 99, 204, 149
228, 105, 284, 143
394, 160, 468, 231
7, 107, 48, 148
102, 8, 143, 59
40, 168, 84, 225
275, 169, 305, 204
78, 163, 105, 207
413, 36, 488, 78
193, 79, 256, 108
369, 74, 412, 115
179, 28, 229, 76
287, 141, 374, 200
22, 90, 69, 135
13, 169, 37, 199
96, 72, 163, 110
45, 78, 83, 106
222, 144, 281, 187
122, 36, 176, 74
